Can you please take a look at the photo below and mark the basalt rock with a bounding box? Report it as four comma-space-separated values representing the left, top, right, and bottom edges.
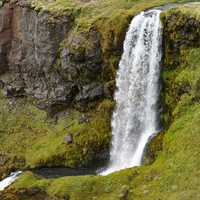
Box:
0, 3, 12, 75
0, 2, 105, 111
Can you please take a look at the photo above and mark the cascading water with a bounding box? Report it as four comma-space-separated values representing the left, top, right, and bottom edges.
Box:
0, 171, 22, 191
101, 9, 162, 175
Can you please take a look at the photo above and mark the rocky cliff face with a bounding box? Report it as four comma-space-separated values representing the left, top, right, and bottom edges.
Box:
0, 2, 107, 112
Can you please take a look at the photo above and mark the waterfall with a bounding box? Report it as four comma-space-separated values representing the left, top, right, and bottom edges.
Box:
101, 9, 162, 175
0, 171, 22, 191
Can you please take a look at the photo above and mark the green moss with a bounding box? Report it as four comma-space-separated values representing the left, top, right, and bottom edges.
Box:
143, 132, 164, 165
13, 168, 138, 200
166, 3, 200, 20
161, 6, 200, 127
0, 95, 114, 176
162, 45, 200, 127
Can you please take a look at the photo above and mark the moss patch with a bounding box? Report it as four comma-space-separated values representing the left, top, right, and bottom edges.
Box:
0, 94, 114, 177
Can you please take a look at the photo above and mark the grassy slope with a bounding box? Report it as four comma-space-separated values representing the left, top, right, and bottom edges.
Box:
0, 94, 113, 176
9, 3, 200, 200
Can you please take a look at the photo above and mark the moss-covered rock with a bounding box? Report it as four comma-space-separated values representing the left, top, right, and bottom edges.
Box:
0, 0, 193, 109
142, 132, 165, 165
161, 4, 200, 127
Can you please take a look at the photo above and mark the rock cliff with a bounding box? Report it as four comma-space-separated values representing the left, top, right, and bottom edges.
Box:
0, 1, 107, 112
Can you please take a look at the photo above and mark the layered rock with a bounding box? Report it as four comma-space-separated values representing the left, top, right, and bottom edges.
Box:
0, 2, 105, 111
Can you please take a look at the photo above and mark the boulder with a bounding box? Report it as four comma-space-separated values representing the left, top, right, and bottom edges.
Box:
64, 134, 73, 144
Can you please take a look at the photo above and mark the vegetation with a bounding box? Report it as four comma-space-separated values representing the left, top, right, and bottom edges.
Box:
4, 5, 200, 200
0, 93, 114, 177
1, 1, 200, 200
12, 102, 200, 199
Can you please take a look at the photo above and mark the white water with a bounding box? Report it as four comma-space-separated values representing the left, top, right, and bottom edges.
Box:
0, 171, 22, 191
101, 10, 162, 175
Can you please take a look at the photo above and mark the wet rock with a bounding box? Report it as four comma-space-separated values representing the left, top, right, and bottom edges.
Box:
4, 85, 25, 97
142, 132, 164, 165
